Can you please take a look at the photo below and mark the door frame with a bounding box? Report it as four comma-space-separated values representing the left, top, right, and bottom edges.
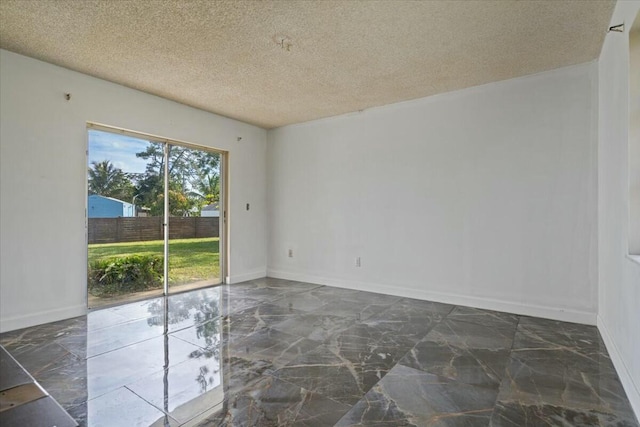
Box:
85, 122, 229, 305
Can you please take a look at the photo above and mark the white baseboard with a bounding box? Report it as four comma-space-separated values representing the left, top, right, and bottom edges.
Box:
267, 269, 597, 325
0, 304, 87, 333
597, 316, 640, 420
227, 270, 267, 285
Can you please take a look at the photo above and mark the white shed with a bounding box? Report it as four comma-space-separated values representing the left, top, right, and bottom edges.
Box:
201, 202, 220, 217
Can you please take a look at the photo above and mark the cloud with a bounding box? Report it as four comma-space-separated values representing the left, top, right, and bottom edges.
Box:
88, 130, 152, 174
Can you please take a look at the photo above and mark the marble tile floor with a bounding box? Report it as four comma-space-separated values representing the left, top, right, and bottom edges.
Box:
0, 277, 637, 427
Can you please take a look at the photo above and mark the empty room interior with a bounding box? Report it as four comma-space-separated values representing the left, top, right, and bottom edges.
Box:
0, 1, 639, 426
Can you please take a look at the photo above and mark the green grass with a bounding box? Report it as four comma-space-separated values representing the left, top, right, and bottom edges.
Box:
88, 237, 220, 286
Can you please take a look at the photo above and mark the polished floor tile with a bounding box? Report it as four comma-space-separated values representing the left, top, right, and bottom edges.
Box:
0, 278, 637, 427
490, 400, 639, 427
199, 375, 351, 426
274, 344, 374, 405
271, 291, 332, 312
335, 364, 497, 426
272, 312, 357, 343
87, 335, 203, 399
399, 340, 511, 387
126, 356, 223, 423
85, 387, 179, 427
229, 328, 321, 369
224, 302, 305, 337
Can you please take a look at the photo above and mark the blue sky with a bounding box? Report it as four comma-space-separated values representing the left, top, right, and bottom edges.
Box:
88, 129, 152, 174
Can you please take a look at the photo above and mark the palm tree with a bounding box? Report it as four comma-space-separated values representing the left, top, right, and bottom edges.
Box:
196, 173, 220, 204
88, 160, 133, 200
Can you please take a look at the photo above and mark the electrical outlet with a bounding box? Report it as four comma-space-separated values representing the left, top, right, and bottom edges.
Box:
288, 249, 293, 258
355, 257, 361, 267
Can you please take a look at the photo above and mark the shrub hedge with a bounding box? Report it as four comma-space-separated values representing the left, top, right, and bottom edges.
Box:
88, 254, 163, 296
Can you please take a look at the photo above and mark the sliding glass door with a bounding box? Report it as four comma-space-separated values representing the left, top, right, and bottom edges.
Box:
87, 126, 225, 308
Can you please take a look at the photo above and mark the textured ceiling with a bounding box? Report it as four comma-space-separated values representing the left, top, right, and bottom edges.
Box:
0, 0, 615, 129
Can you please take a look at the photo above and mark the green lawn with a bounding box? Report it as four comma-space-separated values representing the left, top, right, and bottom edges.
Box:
88, 237, 220, 285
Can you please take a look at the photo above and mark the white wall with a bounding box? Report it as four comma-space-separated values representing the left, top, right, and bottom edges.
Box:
268, 62, 599, 325
0, 50, 268, 332
597, 0, 640, 417
630, 26, 640, 256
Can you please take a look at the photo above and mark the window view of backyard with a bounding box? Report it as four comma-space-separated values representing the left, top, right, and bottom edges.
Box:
87, 128, 222, 308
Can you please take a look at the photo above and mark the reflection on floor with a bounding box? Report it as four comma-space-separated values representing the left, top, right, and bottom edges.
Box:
0, 278, 637, 426
88, 278, 222, 309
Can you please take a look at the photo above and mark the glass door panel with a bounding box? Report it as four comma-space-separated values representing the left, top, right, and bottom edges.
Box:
87, 129, 165, 308
166, 144, 222, 293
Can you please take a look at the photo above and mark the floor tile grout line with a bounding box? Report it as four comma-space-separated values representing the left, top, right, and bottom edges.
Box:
87, 327, 212, 360
28, 343, 76, 376
485, 311, 522, 423
390, 306, 518, 391
264, 370, 357, 411
84, 314, 225, 359
265, 371, 355, 423
124, 384, 182, 424
170, 332, 217, 351
86, 333, 167, 359
56, 341, 87, 360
